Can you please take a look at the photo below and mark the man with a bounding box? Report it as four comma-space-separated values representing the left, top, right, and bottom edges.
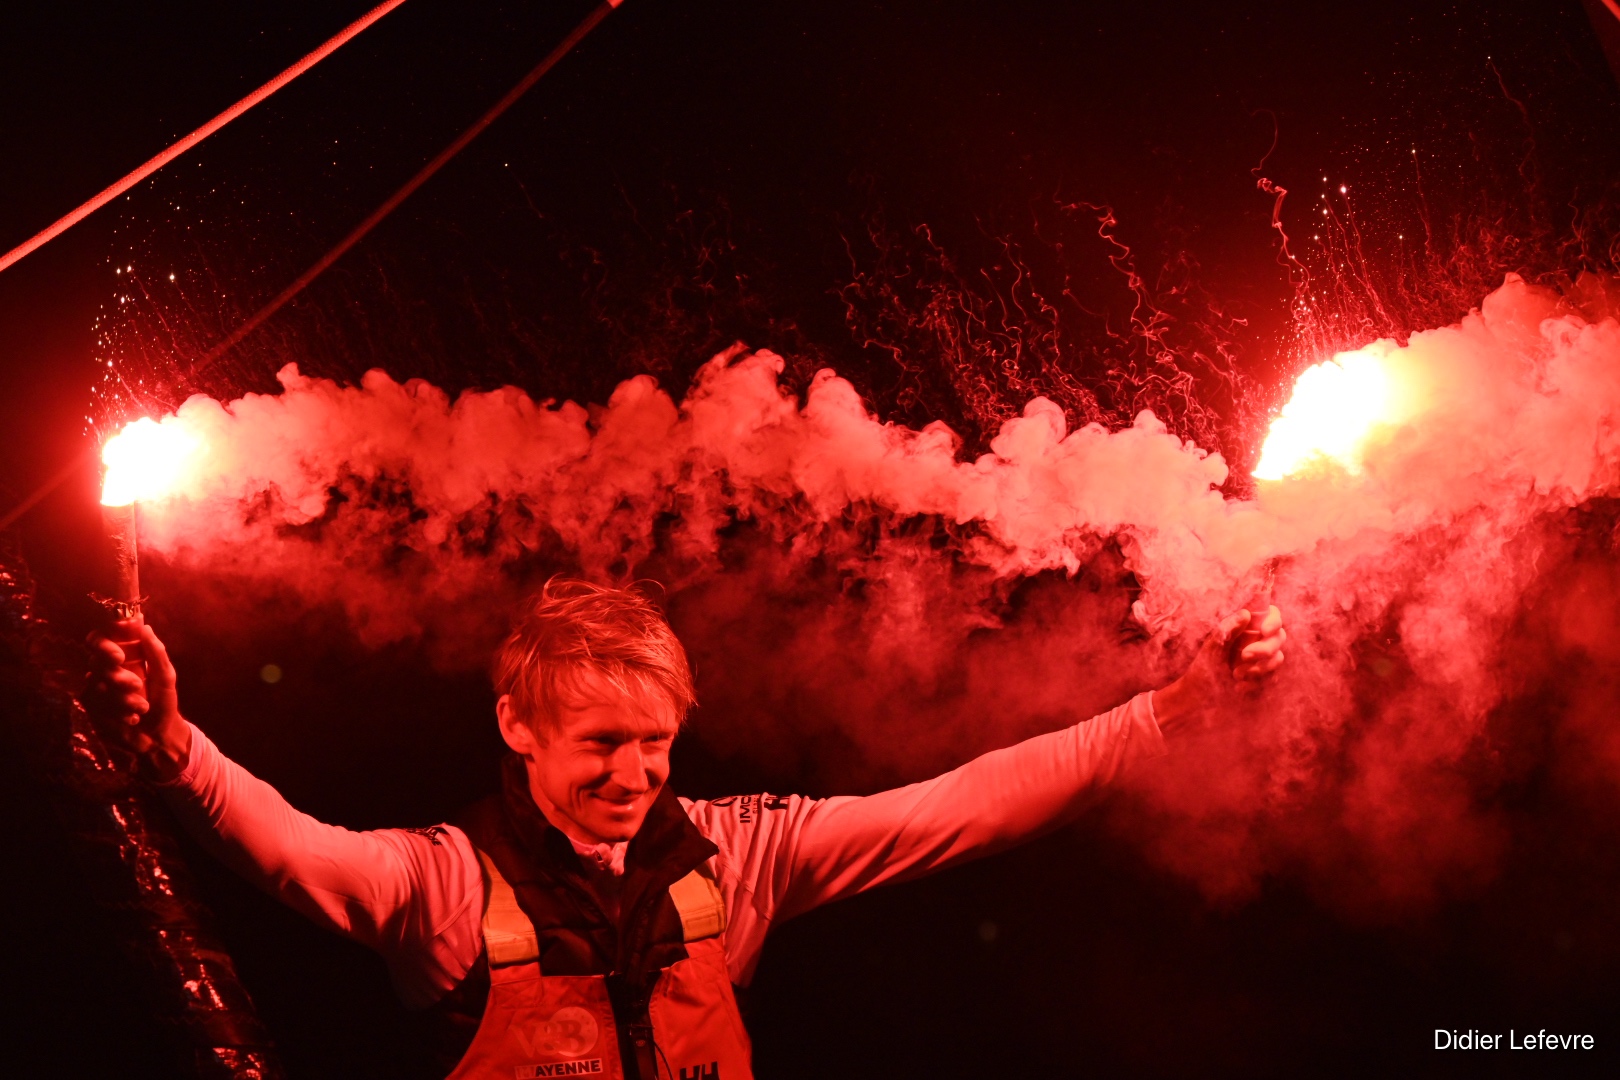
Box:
89, 579, 1286, 1079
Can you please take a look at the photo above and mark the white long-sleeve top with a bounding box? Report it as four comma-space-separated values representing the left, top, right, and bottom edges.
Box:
158, 693, 1166, 1008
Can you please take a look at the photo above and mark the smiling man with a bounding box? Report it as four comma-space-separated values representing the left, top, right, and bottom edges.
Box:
89, 579, 1285, 1080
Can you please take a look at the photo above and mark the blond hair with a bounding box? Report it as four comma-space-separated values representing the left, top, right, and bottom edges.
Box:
493, 578, 695, 734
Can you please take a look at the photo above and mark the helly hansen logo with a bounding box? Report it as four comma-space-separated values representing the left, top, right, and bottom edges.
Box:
678, 1065, 719, 1080
515, 1062, 602, 1078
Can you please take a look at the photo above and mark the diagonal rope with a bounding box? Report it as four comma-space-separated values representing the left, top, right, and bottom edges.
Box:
184, 0, 626, 384
0, 0, 412, 277
1, 0, 628, 533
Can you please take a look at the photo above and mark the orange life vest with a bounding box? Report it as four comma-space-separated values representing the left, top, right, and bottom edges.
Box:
435, 761, 754, 1080
445, 851, 752, 1080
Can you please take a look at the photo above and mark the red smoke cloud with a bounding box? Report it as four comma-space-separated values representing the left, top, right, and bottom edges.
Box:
124, 273, 1620, 909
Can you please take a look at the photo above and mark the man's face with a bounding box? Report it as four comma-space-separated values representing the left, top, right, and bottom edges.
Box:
499, 668, 679, 846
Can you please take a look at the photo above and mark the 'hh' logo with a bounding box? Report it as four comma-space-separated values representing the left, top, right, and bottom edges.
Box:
678, 1063, 719, 1080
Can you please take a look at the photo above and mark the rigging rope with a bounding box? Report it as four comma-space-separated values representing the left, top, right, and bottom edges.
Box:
186, 0, 625, 383
0, 0, 627, 532
0, 0, 412, 277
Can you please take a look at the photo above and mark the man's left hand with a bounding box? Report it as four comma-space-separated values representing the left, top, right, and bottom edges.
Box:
1152, 605, 1286, 736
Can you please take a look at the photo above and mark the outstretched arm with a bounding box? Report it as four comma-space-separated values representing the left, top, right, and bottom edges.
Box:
86, 622, 483, 1007
696, 605, 1287, 967
783, 606, 1285, 912
692, 695, 1167, 984
775, 692, 1165, 918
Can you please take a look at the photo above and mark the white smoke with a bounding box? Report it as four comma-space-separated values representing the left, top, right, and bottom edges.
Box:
126, 273, 1620, 906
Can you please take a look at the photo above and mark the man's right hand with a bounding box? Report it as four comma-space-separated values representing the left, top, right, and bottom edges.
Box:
86, 620, 192, 782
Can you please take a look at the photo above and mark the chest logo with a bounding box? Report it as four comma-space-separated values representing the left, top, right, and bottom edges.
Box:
511, 1006, 600, 1058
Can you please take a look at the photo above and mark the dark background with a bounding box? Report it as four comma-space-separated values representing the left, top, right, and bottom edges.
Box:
3, 1, 1620, 1076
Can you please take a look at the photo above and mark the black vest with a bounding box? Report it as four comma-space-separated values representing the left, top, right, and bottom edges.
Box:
427, 755, 719, 1079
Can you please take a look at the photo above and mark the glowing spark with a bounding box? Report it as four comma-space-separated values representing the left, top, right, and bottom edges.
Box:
100, 418, 200, 506
1253, 349, 1394, 481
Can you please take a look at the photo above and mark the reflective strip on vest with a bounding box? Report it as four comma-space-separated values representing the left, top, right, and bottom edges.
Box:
668, 859, 727, 942
477, 849, 541, 966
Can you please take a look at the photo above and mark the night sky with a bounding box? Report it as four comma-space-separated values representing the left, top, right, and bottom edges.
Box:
3, 2, 1620, 1077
